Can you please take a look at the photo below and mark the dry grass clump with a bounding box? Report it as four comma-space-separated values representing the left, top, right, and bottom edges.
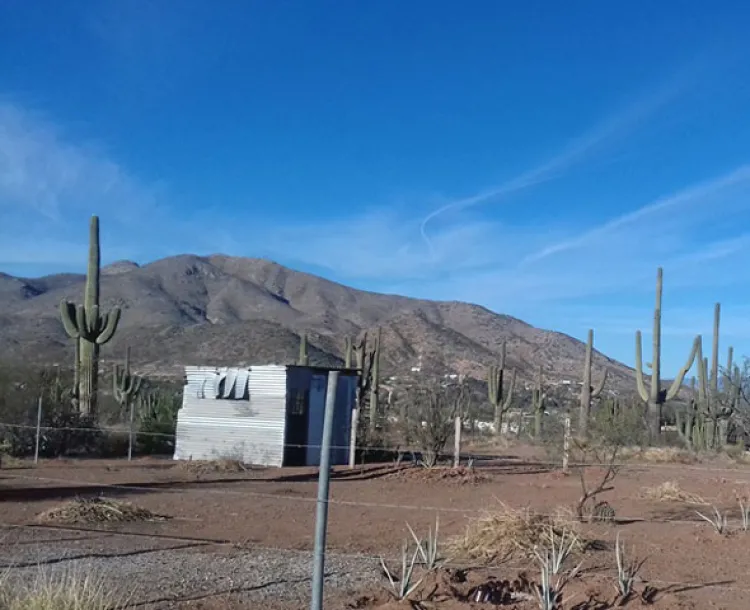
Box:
621, 447, 699, 464
640, 481, 707, 505
0, 568, 131, 610
36, 496, 168, 525
447, 503, 585, 564
174, 458, 250, 475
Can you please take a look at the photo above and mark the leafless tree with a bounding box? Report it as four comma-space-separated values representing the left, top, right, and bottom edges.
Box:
397, 378, 468, 468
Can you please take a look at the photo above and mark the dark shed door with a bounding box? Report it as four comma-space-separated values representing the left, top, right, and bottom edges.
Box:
284, 386, 310, 466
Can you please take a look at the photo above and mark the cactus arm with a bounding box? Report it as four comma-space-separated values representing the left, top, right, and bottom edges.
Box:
96, 308, 121, 344
591, 368, 608, 398
487, 365, 500, 405
665, 335, 701, 401
344, 336, 353, 368
634, 330, 649, 402
710, 303, 720, 396
60, 300, 82, 338
501, 368, 516, 410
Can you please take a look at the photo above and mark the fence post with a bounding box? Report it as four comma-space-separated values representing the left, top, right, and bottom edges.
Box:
34, 397, 42, 465
562, 411, 571, 474
310, 371, 340, 610
453, 415, 462, 468
128, 399, 136, 461
348, 406, 358, 469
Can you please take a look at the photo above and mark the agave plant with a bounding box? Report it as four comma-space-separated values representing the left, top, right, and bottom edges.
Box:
406, 516, 442, 570
379, 540, 425, 601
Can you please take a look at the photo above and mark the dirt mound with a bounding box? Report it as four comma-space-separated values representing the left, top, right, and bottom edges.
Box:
37, 496, 169, 525
383, 466, 488, 485
174, 459, 251, 475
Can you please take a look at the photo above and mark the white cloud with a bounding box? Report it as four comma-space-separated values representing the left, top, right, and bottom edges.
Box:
416, 63, 698, 254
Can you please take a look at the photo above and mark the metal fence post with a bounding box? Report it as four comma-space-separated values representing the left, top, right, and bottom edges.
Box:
34, 397, 42, 465
128, 400, 135, 461
310, 370, 339, 610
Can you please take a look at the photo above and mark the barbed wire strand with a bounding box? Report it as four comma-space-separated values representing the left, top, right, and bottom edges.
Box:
3, 421, 750, 475
2, 470, 749, 526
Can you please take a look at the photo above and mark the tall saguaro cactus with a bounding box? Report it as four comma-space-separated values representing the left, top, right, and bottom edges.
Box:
114, 346, 143, 461
368, 327, 382, 438
59, 216, 121, 417
578, 329, 608, 439
533, 365, 545, 438
298, 333, 310, 366
113, 346, 143, 410
487, 341, 516, 436
635, 267, 700, 441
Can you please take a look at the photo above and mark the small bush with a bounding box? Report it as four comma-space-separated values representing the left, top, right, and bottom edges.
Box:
447, 503, 585, 564
0, 567, 131, 610
640, 481, 706, 504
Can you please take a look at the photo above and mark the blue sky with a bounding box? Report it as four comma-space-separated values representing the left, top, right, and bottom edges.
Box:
2, 1, 750, 376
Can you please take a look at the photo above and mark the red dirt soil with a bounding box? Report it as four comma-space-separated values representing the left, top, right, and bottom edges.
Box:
2, 449, 750, 609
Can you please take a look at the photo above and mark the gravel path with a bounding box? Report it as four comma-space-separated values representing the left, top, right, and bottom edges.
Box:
0, 526, 382, 608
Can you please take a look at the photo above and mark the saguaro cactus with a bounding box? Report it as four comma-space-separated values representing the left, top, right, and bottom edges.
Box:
343, 336, 353, 368
368, 327, 382, 438
533, 366, 545, 438
635, 267, 700, 441
487, 342, 516, 436
59, 216, 121, 417
113, 346, 143, 410
114, 346, 143, 461
298, 333, 310, 366
693, 312, 738, 450
578, 329, 608, 439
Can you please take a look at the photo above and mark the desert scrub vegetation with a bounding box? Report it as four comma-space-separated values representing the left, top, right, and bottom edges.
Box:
640, 480, 707, 504
35, 497, 168, 526
447, 503, 586, 565
0, 566, 131, 610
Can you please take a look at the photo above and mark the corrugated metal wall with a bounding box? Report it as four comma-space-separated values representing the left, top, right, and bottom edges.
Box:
175, 364, 357, 468
174, 365, 287, 467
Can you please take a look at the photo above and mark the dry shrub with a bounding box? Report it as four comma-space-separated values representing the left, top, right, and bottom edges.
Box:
621, 446, 699, 464
36, 497, 168, 525
640, 481, 707, 504
447, 503, 585, 564
0, 566, 131, 610
174, 458, 250, 475
385, 466, 487, 485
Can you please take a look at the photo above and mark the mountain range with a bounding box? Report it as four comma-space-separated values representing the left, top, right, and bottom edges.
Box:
0, 255, 636, 394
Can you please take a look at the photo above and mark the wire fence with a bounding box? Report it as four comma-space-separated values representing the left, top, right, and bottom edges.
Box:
3, 419, 750, 475
3, 417, 750, 605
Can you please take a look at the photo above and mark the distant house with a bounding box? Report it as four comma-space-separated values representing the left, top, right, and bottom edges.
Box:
174, 364, 358, 467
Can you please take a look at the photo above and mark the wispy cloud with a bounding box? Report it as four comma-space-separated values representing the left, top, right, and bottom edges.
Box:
521, 164, 750, 265
417, 67, 696, 255
0, 99, 186, 266
0, 100, 162, 222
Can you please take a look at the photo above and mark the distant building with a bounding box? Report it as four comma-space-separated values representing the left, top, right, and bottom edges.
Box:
174, 365, 358, 467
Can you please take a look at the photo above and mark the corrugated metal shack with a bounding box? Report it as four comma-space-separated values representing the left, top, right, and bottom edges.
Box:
174, 364, 358, 467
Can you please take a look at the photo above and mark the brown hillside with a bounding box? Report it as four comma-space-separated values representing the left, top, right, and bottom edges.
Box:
0, 255, 636, 392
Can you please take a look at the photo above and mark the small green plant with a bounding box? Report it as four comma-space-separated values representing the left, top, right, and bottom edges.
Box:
532, 531, 581, 610
539, 524, 580, 575
379, 541, 425, 601
614, 532, 646, 603
696, 506, 729, 534
406, 516, 442, 570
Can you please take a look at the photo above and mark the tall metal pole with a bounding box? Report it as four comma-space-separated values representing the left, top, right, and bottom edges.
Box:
34, 397, 42, 465
310, 371, 340, 610
128, 399, 135, 461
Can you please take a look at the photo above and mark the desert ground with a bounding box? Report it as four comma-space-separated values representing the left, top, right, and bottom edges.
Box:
2, 447, 750, 609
